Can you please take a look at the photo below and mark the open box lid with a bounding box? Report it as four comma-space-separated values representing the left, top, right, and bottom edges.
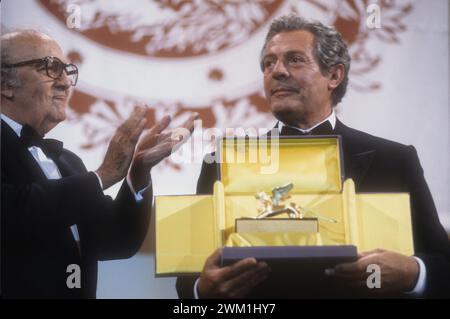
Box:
217, 136, 344, 194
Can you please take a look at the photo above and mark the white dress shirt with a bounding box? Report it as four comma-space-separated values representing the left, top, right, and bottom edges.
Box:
277, 110, 337, 133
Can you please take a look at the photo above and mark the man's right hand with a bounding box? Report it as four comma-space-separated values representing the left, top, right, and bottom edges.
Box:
95, 106, 148, 190
197, 249, 271, 299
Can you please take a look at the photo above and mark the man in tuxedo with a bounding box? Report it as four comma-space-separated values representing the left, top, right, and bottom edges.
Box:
176, 15, 450, 298
1, 30, 197, 298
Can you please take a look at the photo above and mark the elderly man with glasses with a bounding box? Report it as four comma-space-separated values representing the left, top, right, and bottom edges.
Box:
1, 30, 198, 298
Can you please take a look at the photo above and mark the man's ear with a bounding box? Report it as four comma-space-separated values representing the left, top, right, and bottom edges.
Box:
1, 85, 14, 100
327, 64, 345, 91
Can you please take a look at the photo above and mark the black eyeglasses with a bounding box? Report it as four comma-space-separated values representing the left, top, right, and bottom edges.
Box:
2, 56, 78, 86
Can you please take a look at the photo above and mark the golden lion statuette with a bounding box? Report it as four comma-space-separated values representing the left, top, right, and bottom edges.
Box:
235, 182, 338, 234
254, 183, 337, 223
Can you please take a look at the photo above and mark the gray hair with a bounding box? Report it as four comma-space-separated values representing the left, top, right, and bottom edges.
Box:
260, 15, 351, 106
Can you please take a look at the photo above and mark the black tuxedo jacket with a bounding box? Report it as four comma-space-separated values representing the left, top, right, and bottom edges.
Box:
1, 120, 151, 298
176, 119, 450, 298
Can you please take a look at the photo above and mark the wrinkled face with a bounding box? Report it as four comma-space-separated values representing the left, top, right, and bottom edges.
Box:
10, 36, 72, 135
262, 30, 333, 127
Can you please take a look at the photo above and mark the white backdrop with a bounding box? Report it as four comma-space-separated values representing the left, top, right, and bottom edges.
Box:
2, 0, 449, 298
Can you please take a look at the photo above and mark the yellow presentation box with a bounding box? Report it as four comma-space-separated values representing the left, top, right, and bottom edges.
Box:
155, 137, 414, 275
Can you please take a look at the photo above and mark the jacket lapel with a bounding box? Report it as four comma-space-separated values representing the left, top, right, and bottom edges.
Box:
334, 119, 375, 189
53, 154, 79, 177
349, 150, 375, 189
1, 120, 48, 182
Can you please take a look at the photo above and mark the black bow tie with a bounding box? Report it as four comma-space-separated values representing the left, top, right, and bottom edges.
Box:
20, 125, 63, 159
280, 120, 334, 136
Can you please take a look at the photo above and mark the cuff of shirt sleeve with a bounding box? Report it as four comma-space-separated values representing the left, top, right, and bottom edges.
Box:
126, 174, 152, 203
404, 256, 427, 296
193, 278, 201, 299
93, 171, 104, 190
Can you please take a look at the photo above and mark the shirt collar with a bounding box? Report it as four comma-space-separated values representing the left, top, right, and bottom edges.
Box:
1, 114, 23, 137
278, 110, 336, 133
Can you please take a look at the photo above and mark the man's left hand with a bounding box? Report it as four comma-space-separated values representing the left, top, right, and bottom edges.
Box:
331, 249, 419, 294
129, 112, 199, 191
